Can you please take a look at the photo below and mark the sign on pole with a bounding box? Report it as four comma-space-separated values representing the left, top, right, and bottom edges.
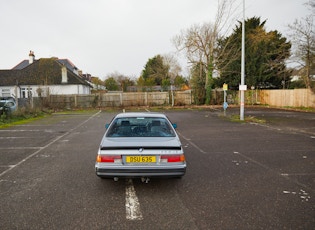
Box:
223, 83, 228, 91
223, 83, 228, 113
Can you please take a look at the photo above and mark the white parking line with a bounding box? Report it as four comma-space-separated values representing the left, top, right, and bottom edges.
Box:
233, 151, 271, 170
0, 135, 64, 177
0, 137, 32, 139
0, 147, 41, 150
125, 179, 143, 220
0, 111, 101, 178
0, 130, 42, 132
281, 173, 315, 176
234, 151, 312, 191
177, 131, 207, 154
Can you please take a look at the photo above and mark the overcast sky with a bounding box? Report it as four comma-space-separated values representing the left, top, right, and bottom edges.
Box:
0, 0, 308, 79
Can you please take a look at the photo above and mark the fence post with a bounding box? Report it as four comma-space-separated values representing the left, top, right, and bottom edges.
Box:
74, 95, 77, 107
120, 92, 123, 106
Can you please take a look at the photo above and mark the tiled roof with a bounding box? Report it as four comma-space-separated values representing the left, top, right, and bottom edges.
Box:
57, 59, 79, 72
0, 58, 91, 87
12, 58, 79, 72
12, 60, 29, 70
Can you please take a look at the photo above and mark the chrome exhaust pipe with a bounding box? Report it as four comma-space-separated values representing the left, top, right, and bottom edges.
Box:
141, 177, 150, 183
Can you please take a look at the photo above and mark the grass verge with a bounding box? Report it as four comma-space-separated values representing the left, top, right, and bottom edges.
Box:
0, 110, 51, 129
227, 114, 266, 124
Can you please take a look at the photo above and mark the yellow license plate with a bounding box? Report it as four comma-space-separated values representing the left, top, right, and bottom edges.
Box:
126, 156, 156, 163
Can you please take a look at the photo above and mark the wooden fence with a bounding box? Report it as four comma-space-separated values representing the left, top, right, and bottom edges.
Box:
27, 88, 314, 109
47, 90, 192, 109
258, 89, 315, 107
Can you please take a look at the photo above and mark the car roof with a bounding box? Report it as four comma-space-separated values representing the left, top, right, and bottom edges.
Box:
114, 112, 167, 119
0, 97, 15, 101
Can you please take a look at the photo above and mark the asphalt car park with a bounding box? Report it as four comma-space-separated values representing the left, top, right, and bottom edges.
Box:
0, 107, 314, 229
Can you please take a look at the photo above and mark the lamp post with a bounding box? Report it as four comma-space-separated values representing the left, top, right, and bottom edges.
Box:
240, 0, 246, 120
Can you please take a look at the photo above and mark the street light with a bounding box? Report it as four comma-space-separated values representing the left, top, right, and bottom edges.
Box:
240, 0, 246, 120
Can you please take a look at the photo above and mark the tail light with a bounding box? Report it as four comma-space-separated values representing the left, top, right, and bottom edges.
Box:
97, 155, 122, 163
160, 154, 185, 163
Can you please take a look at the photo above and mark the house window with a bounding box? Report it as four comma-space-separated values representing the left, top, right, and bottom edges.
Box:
21, 88, 33, 98
1, 88, 11, 97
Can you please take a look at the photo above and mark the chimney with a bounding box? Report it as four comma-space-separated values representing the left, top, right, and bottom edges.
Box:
29, 50, 35, 64
61, 65, 68, 83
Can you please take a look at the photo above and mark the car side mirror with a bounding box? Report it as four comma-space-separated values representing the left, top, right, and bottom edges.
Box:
172, 123, 177, 129
105, 124, 109, 129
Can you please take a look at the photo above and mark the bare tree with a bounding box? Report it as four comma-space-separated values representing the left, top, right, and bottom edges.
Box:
106, 71, 135, 91
306, 0, 315, 13
162, 53, 182, 81
288, 0, 315, 88
172, 0, 239, 103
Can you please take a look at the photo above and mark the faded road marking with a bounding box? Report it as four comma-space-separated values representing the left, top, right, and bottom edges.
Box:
177, 131, 207, 154
0, 111, 101, 178
125, 179, 143, 220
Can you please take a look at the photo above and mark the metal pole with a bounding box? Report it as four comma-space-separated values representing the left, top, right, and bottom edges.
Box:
224, 90, 227, 116
171, 85, 174, 107
240, 0, 245, 121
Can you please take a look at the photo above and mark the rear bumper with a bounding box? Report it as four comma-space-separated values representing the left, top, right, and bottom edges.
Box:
95, 165, 186, 178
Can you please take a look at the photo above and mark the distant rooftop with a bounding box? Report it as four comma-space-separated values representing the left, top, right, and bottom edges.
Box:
13, 58, 79, 73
